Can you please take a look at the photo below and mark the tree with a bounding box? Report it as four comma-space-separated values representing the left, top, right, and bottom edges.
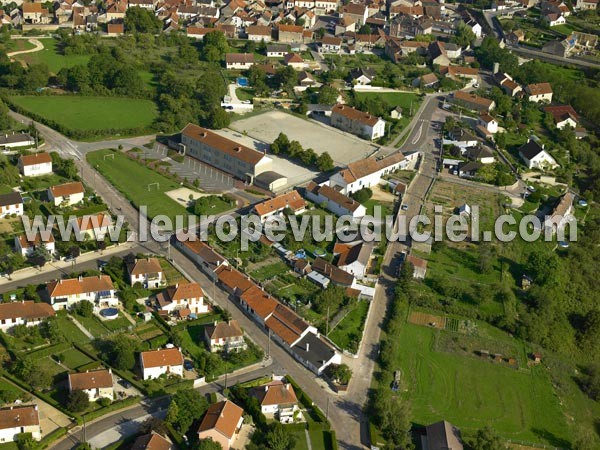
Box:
326, 364, 352, 385
248, 65, 268, 96
169, 389, 209, 434
202, 31, 229, 62
317, 152, 334, 171
377, 395, 412, 447
75, 300, 94, 318
579, 364, 600, 400
265, 423, 295, 450
15, 433, 36, 450
206, 107, 231, 129
124, 7, 162, 34
13, 357, 53, 390
270, 132, 289, 155
165, 400, 180, 427
578, 309, 600, 360
525, 251, 559, 285
452, 22, 476, 48
67, 390, 90, 412
314, 285, 345, 315
41, 316, 65, 343
196, 438, 222, 450
317, 85, 339, 105
100, 334, 138, 371
275, 66, 296, 92
352, 187, 372, 204
471, 427, 503, 450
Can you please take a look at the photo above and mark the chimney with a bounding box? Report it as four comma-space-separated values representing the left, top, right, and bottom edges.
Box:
214, 320, 218, 326
305, 342, 310, 352
493, 62, 499, 74
78, 275, 83, 282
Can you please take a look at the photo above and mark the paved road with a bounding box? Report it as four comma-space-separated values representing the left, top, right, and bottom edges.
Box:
509, 44, 600, 69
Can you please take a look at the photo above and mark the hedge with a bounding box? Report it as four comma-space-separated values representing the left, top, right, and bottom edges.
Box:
82, 396, 141, 422
285, 375, 330, 427
37, 426, 68, 449
165, 423, 188, 449
26, 342, 71, 359
325, 431, 338, 450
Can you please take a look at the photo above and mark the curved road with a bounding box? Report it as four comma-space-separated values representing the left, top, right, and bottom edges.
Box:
7, 39, 44, 59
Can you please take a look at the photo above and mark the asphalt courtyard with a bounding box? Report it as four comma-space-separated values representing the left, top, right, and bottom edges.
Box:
229, 110, 378, 166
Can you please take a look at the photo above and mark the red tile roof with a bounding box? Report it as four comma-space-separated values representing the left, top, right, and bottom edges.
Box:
140, 348, 184, 368
49, 181, 84, 198
46, 275, 114, 298
19, 152, 52, 166
0, 301, 55, 321
254, 190, 306, 217
69, 369, 113, 391
198, 400, 243, 439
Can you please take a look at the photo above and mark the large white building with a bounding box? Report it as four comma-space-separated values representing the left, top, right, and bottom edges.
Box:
45, 275, 117, 311
18, 152, 53, 177
330, 104, 386, 140
139, 347, 184, 380
0, 301, 55, 333
519, 138, 559, 170
329, 153, 407, 195
155, 282, 209, 317
0, 405, 41, 443
127, 258, 164, 289
305, 182, 367, 218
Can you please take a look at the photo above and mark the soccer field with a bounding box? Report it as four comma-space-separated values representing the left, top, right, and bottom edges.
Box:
396, 324, 570, 445
9, 95, 158, 133
86, 149, 190, 223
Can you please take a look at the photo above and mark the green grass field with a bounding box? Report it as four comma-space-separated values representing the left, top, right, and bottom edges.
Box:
56, 348, 94, 370
328, 300, 369, 353
56, 312, 91, 343
393, 323, 570, 445
249, 262, 289, 282
9, 96, 158, 132
87, 149, 191, 222
14, 39, 91, 74
354, 92, 421, 112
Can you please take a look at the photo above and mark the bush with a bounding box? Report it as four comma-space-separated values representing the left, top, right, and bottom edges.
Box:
67, 390, 90, 412
351, 188, 373, 204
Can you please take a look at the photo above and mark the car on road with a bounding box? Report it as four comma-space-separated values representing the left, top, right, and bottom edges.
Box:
527, 185, 536, 192
64, 256, 76, 263
401, 204, 409, 211
241, 100, 251, 104
473, 83, 480, 88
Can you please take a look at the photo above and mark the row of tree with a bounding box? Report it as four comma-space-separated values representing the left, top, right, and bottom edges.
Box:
270, 132, 334, 171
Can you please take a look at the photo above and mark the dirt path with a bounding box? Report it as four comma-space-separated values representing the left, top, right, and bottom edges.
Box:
7, 38, 44, 59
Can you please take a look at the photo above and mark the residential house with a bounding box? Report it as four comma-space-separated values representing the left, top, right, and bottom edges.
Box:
265, 303, 316, 348
68, 369, 114, 402
0, 301, 55, 333
335, 16, 356, 36
253, 190, 306, 222
312, 257, 356, 288
350, 67, 376, 85
389, 14, 432, 38
251, 378, 299, 423
204, 320, 247, 353
155, 282, 209, 317
478, 113, 499, 134
139, 347, 184, 380
131, 432, 172, 450
105, 1, 126, 20
14, 233, 55, 258
175, 239, 228, 280
440, 65, 479, 83
181, 123, 273, 183
330, 104, 385, 140
424, 421, 463, 450
0, 132, 34, 149
544, 192, 575, 235
333, 240, 374, 278
48, 181, 85, 207
215, 264, 254, 297
543, 104, 579, 129
305, 182, 367, 218
518, 137, 559, 169
277, 24, 304, 43
459, 10, 482, 37
0, 192, 23, 219
71, 213, 113, 240
290, 332, 341, 374
341, 3, 367, 25
330, 152, 406, 194
46, 275, 117, 310
494, 72, 522, 97
238, 285, 278, 325
197, 400, 244, 450
298, 71, 317, 87
315, 0, 337, 14
187, 26, 214, 39
451, 91, 495, 112
246, 24, 272, 41
225, 53, 255, 69
465, 146, 496, 164
22, 2, 51, 24
443, 127, 479, 151
320, 35, 342, 53
542, 12, 566, 27
525, 83, 553, 103
107, 23, 125, 36
283, 52, 306, 69
0, 406, 41, 442
406, 254, 428, 279
428, 41, 450, 66
127, 257, 164, 289
458, 161, 483, 178
266, 43, 288, 57
390, 106, 403, 119
413, 72, 439, 89
18, 152, 52, 177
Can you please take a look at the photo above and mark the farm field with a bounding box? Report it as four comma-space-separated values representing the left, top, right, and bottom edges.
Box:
86, 149, 191, 222
8, 96, 158, 133
14, 39, 91, 73
393, 323, 571, 445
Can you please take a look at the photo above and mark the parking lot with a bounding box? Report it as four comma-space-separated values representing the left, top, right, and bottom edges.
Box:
229, 110, 378, 166
214, 128, 318, 189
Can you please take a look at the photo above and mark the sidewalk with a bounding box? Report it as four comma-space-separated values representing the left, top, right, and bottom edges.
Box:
0, 242, 137, 286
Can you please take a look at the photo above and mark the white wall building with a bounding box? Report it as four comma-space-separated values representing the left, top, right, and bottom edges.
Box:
48, 182, 85, 207
18, 152, 53, 177
45, 275, 117, 311
140, 347, 184, 380
0, 406, 41, 443
0, 301, 55, 333
329, 153, 407, 195
0, 192, 23, 219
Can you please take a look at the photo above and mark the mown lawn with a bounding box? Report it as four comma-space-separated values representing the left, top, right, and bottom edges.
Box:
87, 149, 191, 223
354, 92, 422, 112
9, 95, 158, 132
328, 300, 369, 353
56, 347, 94, 370
14, 39, 90, 74
55, 312, 91, 343
392, 323, 571, 445
249, 262, 289, 282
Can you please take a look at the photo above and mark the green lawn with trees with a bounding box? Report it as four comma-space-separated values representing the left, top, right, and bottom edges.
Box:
14, 39, 91, 74
8, 95, 158, 135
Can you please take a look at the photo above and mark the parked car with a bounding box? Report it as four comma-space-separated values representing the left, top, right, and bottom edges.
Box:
401, 204, 409, 211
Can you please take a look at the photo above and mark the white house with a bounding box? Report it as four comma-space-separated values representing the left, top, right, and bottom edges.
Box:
544, 192, 575, 235
519, 138, 559, 170
252, 378, 299, 423
175, 239, 228, 280
305, 182, 367, 218
0, 406, 41, 443
330, 104, 385, 141
204, 320, 247, 353
526, 83, 553, 103
68, 369, 114, 402
127, 257, 164, 289
139, 347, 184, 380
48, 181, 85, 207
14, 233, 55, 258
45, 275, 117, 311
266, 44, 288, 57
333, 240, 374, 279
0, 132, 35, 149
0, 301, 55, 333
253, 190, 306, 222
225, 53, 255, 69
70, 214, 113, 241
320, 35, 342, 53
443, 128, 479, 151
155, 282, 209, 317
544, 105, 579, 130
0, 192, 23, 219
478, 113, 499, 134
329, 152, 407, 195
18, 152, 53, 177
